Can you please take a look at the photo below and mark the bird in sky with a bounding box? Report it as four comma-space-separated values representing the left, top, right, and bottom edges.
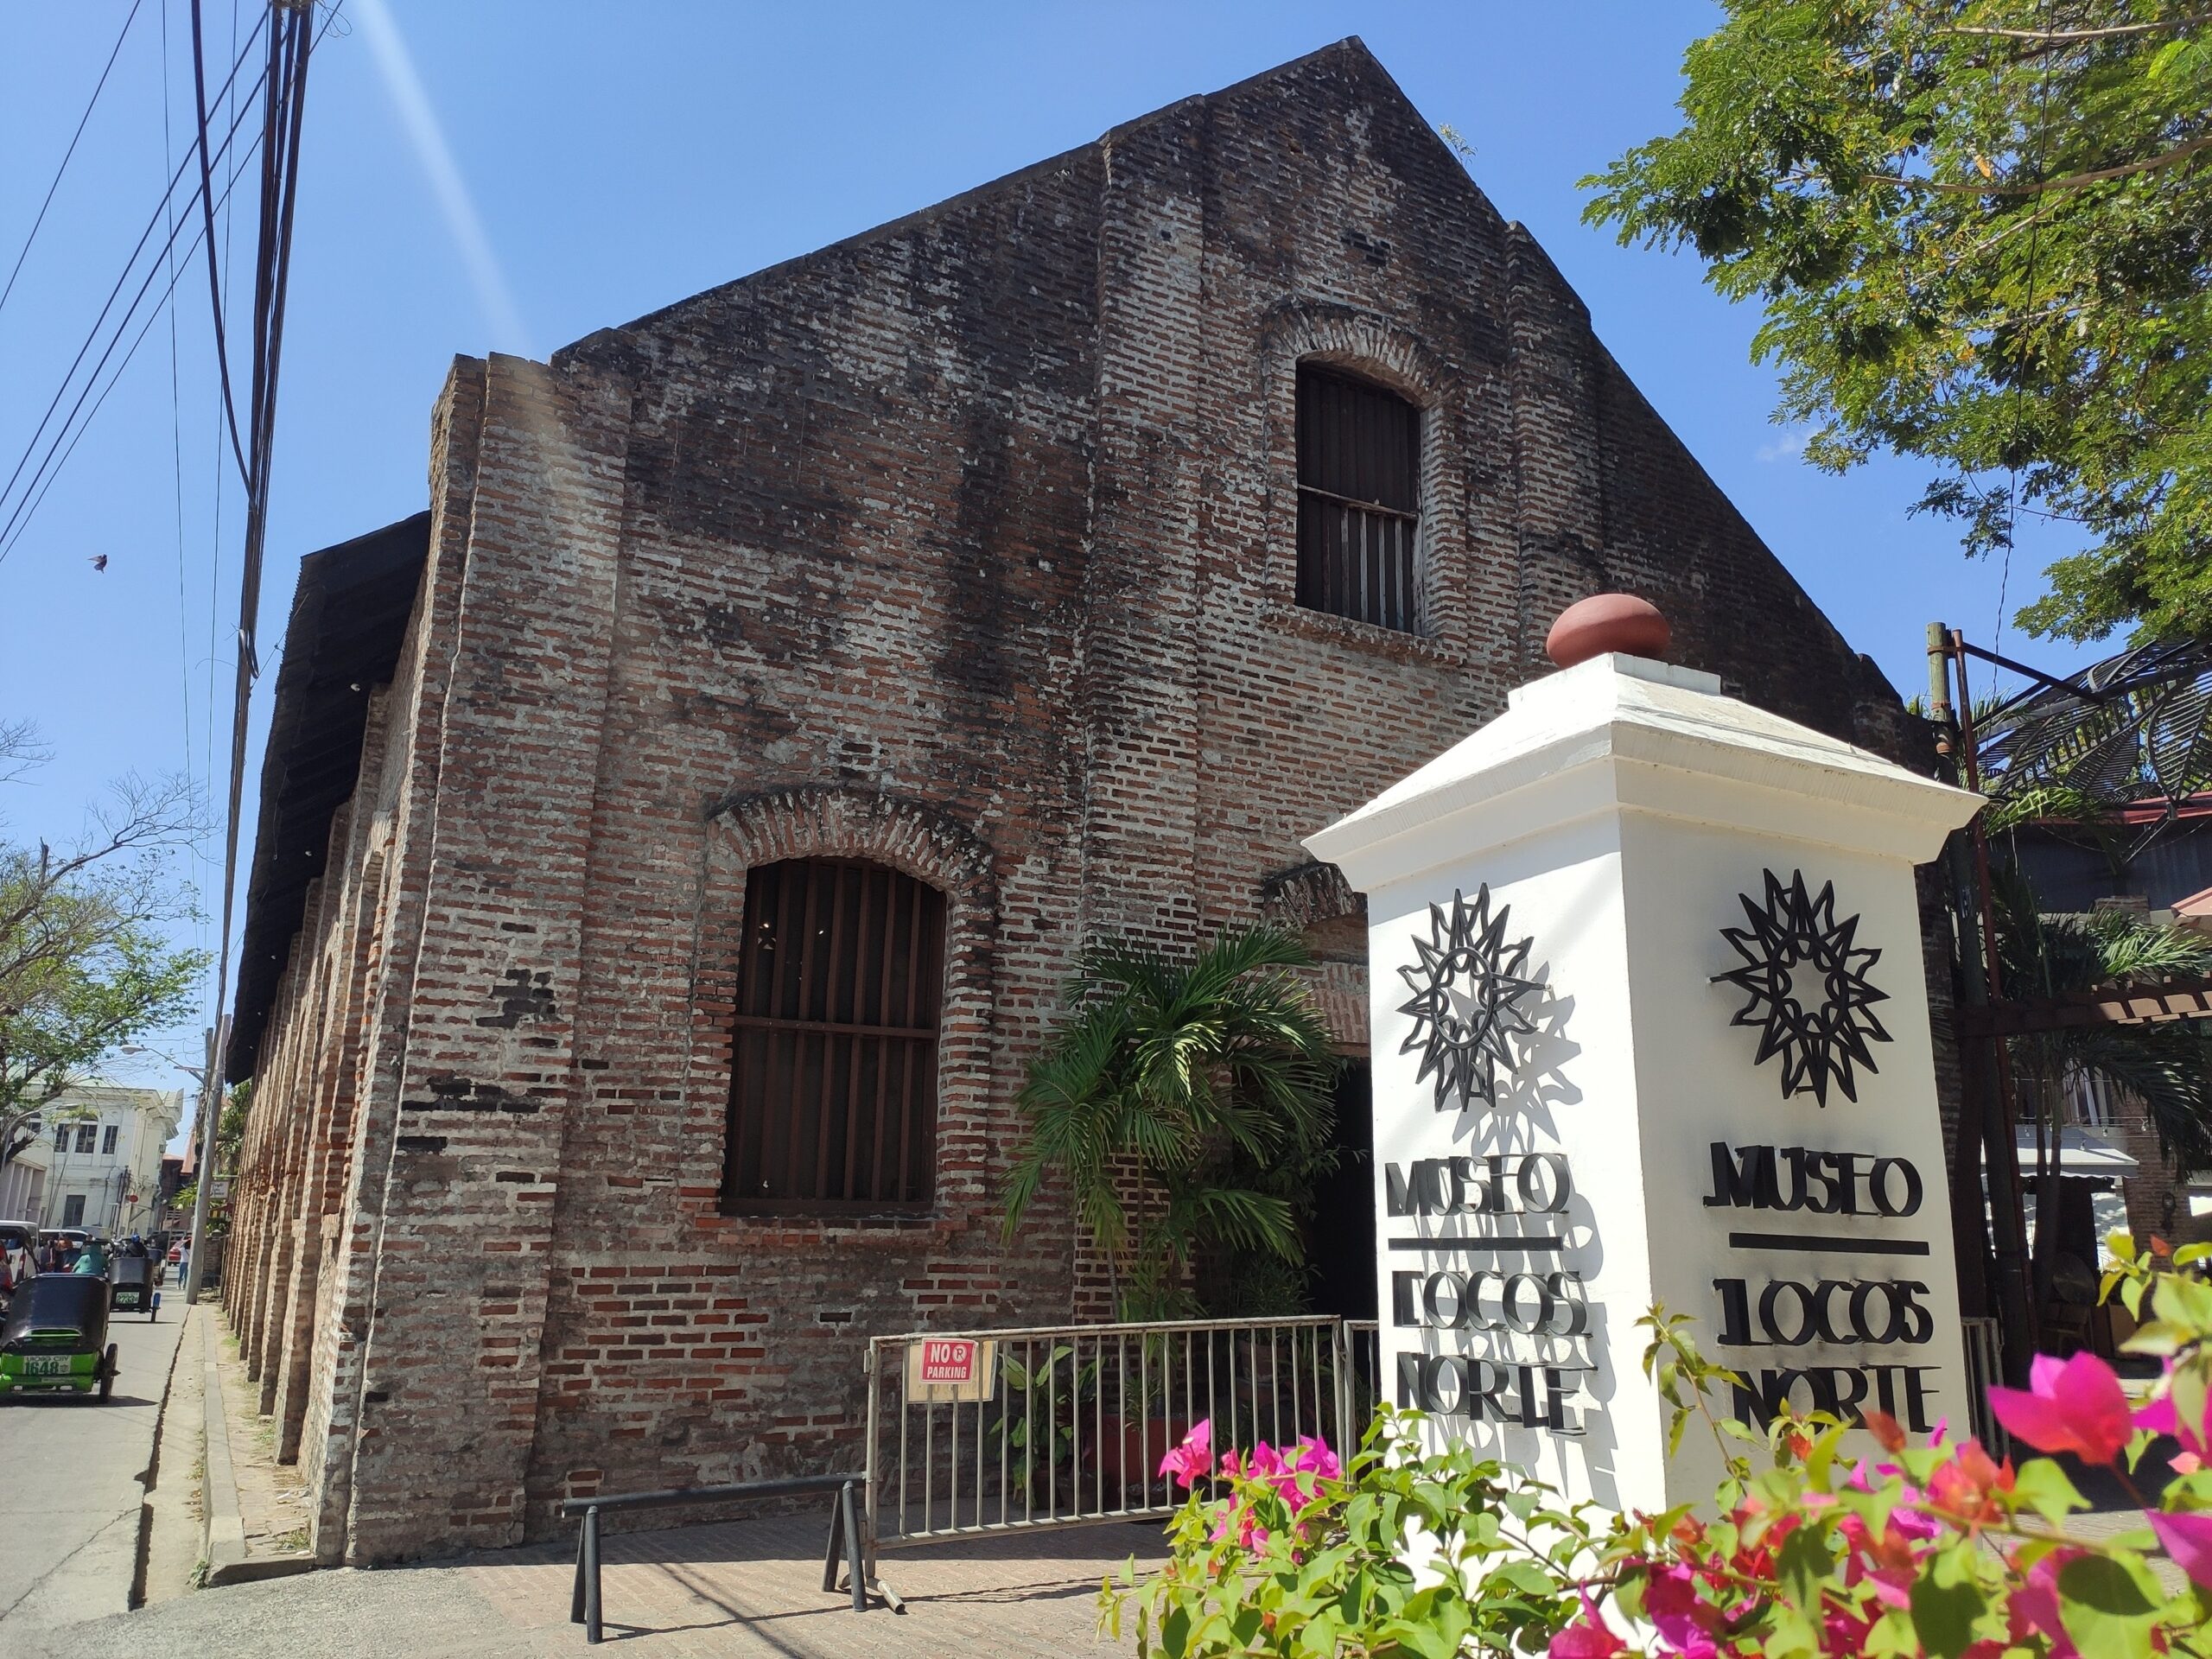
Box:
88, 555, 108, 572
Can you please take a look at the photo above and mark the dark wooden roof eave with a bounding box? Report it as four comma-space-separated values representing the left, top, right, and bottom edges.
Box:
224, 512, 431, 1081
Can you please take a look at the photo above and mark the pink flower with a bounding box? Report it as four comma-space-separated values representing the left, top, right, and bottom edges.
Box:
1159, 1418, 1213, 1488
2006, 1548, 2082, 1659
2135, 1382, 2208, 1461
1986, 1353, 2132, 1465
1208, 1498, 1268, 1551
1551, 1598, 1624, 1659
1290, 1433, 1342, 1483
2149, 1510, 2212, 1590
1643, 1565, 1718, 1659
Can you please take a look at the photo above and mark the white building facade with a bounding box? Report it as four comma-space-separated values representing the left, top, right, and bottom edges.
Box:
37, 1084, 185, 1237
0, 1131, 51, 1225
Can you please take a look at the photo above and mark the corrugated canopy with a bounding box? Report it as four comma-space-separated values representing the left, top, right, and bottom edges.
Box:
225, 513, 429, 1080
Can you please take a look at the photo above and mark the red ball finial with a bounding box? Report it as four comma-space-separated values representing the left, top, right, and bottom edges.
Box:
1545, 593, 1670, 669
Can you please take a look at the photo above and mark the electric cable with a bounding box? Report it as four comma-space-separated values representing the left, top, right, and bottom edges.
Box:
191, 0, 251, 487
0, 0, 146, 318
0, 54, 269, 561
0, 13, 267, 561
0, 105, 268, 565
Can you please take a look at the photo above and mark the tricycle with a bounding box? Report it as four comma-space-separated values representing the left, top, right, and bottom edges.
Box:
0, 1273, 118, 1402
109, 1255, 157, 1321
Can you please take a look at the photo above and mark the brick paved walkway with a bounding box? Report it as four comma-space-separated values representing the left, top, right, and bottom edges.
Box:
463, 1509, 1173, 1656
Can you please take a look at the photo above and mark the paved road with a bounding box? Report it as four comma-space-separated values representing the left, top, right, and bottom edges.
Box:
0, 1287, 188, 1636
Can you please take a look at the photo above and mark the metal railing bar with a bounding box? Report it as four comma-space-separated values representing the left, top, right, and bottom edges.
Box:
558, 1471, 860, 1516
866, 1314, 1338, 1348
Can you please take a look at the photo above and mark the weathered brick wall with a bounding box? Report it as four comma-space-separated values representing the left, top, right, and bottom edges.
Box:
228, 40, 1930, 1564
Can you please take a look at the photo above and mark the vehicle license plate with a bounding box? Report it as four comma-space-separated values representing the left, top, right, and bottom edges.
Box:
25, 1356, 70, 1378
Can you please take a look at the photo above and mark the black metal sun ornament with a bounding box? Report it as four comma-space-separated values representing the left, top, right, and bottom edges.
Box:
1397, 886, 1543, 1112
1713, 869, 1891, 1107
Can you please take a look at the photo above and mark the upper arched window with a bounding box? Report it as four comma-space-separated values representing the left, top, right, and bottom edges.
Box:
721, 857, 946, 1215
1295, 365, 1421, 633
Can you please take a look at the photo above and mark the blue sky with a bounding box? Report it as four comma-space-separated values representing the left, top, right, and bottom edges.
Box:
0, 2, 2097, 1122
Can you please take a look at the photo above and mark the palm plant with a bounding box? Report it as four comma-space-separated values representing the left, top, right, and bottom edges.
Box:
1990, 863, 2212, 1309
1001, 925, 1340, 1320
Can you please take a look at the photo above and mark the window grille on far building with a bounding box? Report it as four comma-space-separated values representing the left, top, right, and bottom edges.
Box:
722, 857, 946, 1216
101, 1126, 118, 1155
1296, 364, 1421, 633
74, 1124, 96, 1154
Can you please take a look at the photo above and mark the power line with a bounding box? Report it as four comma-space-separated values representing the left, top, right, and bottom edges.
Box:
0, 101, 269, 566
191, 0, 251, 487
0, 41, 270, 562
0, 13, 269, 563
0, 0, 146, 318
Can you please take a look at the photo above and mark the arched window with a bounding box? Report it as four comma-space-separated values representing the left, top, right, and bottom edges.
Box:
721, 857, 946, 1215
1295, 364, 1421, 632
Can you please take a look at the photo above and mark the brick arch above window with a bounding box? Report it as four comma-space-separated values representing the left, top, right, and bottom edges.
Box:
706, 785, 997, 916
1263, 302, 1454, 409
1255, 302, 1474, 665
690, 787, 998, 1225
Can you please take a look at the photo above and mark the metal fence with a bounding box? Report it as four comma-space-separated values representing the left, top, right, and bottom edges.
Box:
1961, 1314, 2009, 1459
865, 1314, 1357, 1554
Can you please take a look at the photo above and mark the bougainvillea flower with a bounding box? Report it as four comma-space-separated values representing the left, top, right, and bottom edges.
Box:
1986, 1353, 2132, 1465
1209, 1498, 1267, 1551
2149, 1510, 2212, 1590
1643, 1565, 1719, 1659
1925, 1439, 2014, 1525
1551, 1597, 1624, 1659
1290, 1433, 1342, 1483
2007, 1549, 2083, 1659
1158, 1418, 1212, 1488
2136, 1387, 2209, 1461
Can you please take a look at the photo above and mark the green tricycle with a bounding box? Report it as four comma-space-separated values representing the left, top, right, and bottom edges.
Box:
0, 1274, 118, 1402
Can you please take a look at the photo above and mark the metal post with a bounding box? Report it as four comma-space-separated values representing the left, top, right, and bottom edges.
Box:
582, 1503, 602, 1644
820, 1487, 845, 1595
1332, 1319, 1352, 1458
183, 1020, 227, 1306
570, 1513, 589, 1625
840, 1479, 867, 1614
1951, 632, 2037, 1376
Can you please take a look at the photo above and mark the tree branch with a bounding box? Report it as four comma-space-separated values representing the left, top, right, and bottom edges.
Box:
1861, 131, 2212, 194
1943, 18, 2212, 46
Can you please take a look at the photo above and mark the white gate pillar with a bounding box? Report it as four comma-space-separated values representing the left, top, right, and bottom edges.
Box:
1306, 601, 1983, 1512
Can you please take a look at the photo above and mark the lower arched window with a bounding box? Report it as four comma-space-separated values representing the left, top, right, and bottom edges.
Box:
721, 857, 945, 1215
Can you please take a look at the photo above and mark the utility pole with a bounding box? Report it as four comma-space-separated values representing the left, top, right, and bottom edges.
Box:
184, 1018, 228, 1305
1927, 621, 2035, 1383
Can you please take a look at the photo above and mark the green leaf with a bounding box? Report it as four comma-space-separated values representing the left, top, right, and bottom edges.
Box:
2010, 1458, 2089, 1523
2056, 1554, 2161, 1659
1777, 1523, 1834, 1613
1909, 1570, 1986, 1659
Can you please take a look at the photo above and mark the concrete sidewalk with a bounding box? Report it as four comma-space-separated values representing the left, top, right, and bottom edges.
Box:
20, 1508, 1172, 1659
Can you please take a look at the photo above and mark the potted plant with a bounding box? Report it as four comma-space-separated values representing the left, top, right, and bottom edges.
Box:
1001, 926, 1339, 1485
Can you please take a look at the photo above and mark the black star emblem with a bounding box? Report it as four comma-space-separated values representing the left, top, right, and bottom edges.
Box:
1397, 886, 1542, 1112
1713, 869, 1891, 1106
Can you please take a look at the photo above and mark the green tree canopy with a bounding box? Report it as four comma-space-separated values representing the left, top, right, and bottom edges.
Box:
1584, 3, 2212, 644
0, 722, 206, 1169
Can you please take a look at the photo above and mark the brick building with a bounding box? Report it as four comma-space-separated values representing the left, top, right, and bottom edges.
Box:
223, 40, 1921, 1565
